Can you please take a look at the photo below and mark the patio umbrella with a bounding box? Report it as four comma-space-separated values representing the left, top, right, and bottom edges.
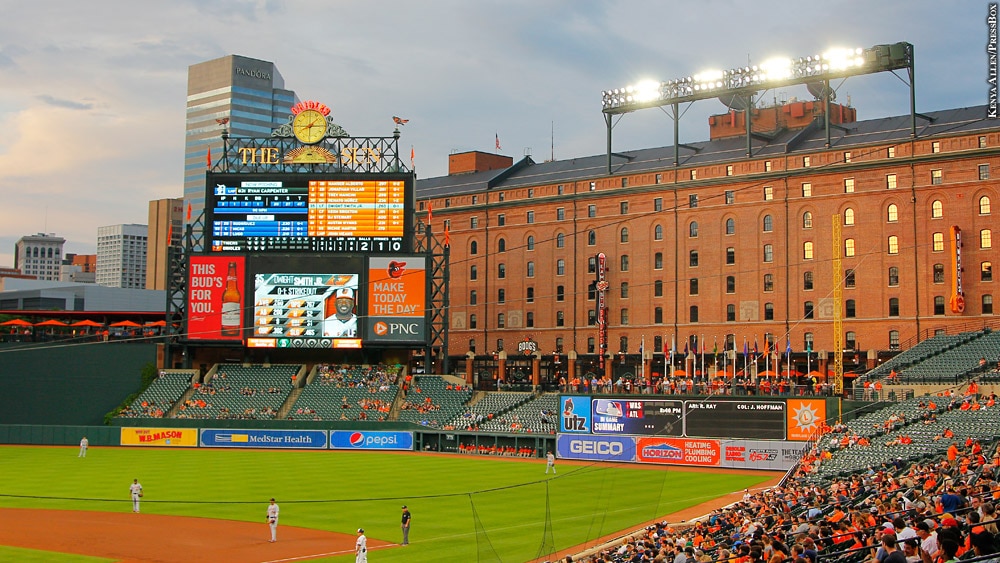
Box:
109, 320, 141, 328
144, 320, 167, 327
759, 370, 777, 377
34, 319, 68, 327
71, 320, 104, 328
0, 319, 33, 327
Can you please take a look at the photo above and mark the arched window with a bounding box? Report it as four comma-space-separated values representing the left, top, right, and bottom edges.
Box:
526, 236, 534, 251
845, 238, 855, 257
982, 229, 993, 249
654, 252, 663, 270
556, 233, 565, 248
931, 200, 943, 218
654, 224, 663, 240
620, 228, 629, 243
804, 271, 814, 290
887, 204, 898, 222
726, 276, 736, 293
470, 240, 478, 255
689, 221, 699, 237
725, 218, 735, 235
764, 302, 774, 320
844, 208, 855, 225
588, 230, 596, 245
497, 238, 506, 252
803, 211, 813, 229
763, 215, 773, 232
526, 262, 535, 277
803, 241, 814, 260
980, 195, 992, 215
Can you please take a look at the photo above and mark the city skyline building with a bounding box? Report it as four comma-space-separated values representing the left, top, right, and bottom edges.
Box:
13, 233, 65, 281
146, 198, 183, 291
183, 55, 299, 225
96, 224, 148, 289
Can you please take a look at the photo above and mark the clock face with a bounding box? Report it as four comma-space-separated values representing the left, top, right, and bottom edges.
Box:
292, 109, 328, 144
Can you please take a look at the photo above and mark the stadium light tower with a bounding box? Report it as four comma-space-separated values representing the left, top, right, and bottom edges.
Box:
599, 42, 915, 173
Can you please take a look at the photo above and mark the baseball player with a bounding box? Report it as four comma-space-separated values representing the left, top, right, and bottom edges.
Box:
324, 287, 358, 337
129, 479, 143, 513
266, 497, 279, 542
78, 436, 88, 457
355, 528, 368, 563
545, 451, 556, 474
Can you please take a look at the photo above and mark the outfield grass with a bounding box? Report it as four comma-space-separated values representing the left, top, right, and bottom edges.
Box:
0, 446, 774, 562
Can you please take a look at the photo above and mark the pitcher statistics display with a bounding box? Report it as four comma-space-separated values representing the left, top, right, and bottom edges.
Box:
248, 271, 361, 349
188, 256, 246, 341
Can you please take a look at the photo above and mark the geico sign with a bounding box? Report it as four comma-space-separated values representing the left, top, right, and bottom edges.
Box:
570, 439, 624, 455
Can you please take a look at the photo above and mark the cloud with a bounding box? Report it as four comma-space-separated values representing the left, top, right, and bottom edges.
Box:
35, 95, 94, 111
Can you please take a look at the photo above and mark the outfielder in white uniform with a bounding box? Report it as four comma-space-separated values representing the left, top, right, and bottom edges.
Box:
129, 479, 143, 513
266, 498, 279, 542
78, 436, 88, 457
355, 528, 368, 563
545, 451, 556, 474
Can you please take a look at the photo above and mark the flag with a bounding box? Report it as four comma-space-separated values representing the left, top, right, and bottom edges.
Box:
743, 339, 748, 359
753, 337, 759, 356
786, 338, 792, 356
186, 203, 192, 221
206, 146, 212, 169
410, 146, 415, 169
495, 133, 501, 151
393, 116, 409, 125
443, 224, 451, 247
713, 337, 718, 357
684, 341, 689, 356
426, 201, 433, 226
639, 336, 645, 357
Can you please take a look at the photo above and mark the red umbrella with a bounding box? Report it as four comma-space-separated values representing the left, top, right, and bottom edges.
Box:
110, 320, 141, 328
34, 319, 68, 327
144, 320, 167, 327
0, 319, 33, 327
71, 320, 104, 328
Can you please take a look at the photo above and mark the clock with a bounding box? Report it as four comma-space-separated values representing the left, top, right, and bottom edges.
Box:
292, 109, 328, 144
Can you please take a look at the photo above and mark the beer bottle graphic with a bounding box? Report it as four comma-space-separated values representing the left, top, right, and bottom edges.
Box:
220, 261, 241, 337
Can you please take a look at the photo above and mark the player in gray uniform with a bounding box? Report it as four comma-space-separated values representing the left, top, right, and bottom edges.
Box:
546, 451, 556, 474
78, 436, 88, 457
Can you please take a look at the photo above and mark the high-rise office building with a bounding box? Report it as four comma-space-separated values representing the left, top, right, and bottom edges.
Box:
13, 233, 65, 281
184, 55, 299, 225
96, 224, 148, 289
146, 198, 184, 290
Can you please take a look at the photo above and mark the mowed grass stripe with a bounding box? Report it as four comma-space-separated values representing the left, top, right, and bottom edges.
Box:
0, 446, 773, 563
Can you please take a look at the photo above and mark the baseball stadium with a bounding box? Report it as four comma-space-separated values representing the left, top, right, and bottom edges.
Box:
4, 41, 1000, 563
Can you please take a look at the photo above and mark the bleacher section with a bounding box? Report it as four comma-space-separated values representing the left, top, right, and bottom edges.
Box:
175, 364, 301, 420
117, 370, 196, 418
286, 364, 401, 421
396, 375, 473, 427
445, 391, 534, 429
862, 333, 977, 381
476, 393, 559, 434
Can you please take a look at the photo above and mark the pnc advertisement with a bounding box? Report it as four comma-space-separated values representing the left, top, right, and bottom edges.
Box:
786, 399, 826, 441
187, 256, 246, 341
120, 427, 198, 447
365, 256, 427, 343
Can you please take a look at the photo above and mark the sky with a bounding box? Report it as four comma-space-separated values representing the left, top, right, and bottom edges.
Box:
0, 0, 993, 269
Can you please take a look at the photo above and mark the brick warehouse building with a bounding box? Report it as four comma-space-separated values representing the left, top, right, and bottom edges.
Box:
414, 101, 1000, 389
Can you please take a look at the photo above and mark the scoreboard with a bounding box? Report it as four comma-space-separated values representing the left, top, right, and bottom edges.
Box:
206, 173, 411, 253
561, 396, 824, 441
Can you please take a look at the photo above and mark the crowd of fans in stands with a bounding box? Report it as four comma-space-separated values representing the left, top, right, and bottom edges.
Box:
558, 374, 835, 397
457, 443, 537, 457
315, 363, 400, 390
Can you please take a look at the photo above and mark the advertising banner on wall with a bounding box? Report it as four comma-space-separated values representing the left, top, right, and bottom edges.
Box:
635, 437, 721, 466
120, 428, 198, 447
719, 440, 808, 471
556, 434, 636, 462
365, 256, 427, 344
559, 396, 592, 433
786, 399, 826, 441
187, 255, 246, 341
200, 429, 328, 449
330, 430, 413, 450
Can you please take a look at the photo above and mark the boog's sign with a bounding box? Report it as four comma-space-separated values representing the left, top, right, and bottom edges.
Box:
556, 434, 636, 462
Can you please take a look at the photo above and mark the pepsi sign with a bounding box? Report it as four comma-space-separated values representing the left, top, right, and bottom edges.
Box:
330, 430, 413, 450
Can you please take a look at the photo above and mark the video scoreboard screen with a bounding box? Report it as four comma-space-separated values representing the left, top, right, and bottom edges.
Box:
205, 173, 411, 254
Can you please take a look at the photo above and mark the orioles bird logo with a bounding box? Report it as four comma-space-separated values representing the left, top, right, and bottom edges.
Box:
387, 261, 407, 279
